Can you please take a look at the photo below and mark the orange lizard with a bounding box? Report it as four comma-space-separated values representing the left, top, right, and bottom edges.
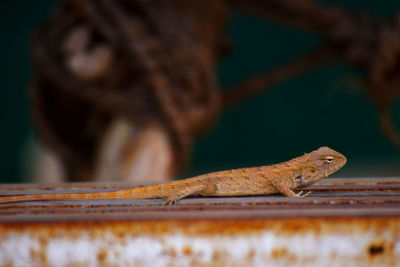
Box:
0, 147, 346, 205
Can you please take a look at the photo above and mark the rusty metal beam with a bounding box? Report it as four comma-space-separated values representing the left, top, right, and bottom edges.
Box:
0, 177, 399, 266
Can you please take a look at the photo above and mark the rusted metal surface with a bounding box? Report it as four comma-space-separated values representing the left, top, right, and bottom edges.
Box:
0, 177, 400, 266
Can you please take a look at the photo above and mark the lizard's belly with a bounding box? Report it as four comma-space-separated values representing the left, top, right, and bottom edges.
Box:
202, 178, 278, 196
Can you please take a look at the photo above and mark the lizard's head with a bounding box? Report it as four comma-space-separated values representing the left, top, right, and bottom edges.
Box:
298, 146, 347, 187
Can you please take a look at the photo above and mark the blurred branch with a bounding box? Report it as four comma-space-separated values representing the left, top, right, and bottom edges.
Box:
228, 0, 400, 149
229, 0, 345, 34
223, 44, 335, 109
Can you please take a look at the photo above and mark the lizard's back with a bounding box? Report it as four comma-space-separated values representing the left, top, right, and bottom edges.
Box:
198, 166, 283, 196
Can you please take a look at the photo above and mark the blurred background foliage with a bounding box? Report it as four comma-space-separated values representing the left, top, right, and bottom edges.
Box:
1, 0, 400, 182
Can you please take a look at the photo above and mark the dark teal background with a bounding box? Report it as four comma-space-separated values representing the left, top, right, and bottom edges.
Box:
1, 1, 400, 183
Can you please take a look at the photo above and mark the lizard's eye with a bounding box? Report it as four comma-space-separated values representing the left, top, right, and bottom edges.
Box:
310, 167, 316, 173
322, 157, 334, 163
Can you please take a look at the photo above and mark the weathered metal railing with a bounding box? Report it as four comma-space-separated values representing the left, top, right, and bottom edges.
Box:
0, 177, 399, 266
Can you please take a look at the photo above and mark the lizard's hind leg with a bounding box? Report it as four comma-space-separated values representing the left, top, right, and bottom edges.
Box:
162, 183, 206, 206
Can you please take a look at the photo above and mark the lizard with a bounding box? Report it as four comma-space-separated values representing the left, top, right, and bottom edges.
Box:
0, 146, 346, 205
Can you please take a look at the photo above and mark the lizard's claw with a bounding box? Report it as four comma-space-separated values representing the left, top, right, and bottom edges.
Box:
162, 198, 178, 206
162, 192, 187, 206
296, 191, 312, 197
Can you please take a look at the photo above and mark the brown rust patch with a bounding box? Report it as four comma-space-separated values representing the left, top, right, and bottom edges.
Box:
168, 247, 177, 258
247, 248, 255, 260
368, 243, 385, 256
366, 241, 397, 266
271, 247, 298, 262
30, 246, 47, 266
271, 247, 289, 259
183, 245, 192, 256
0, 217, 399, 238
367, 241, 395, 258
97, 250, 107, 262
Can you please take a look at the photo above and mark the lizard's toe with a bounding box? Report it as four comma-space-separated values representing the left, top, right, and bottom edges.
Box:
162, 198, 178, 206
296, 191, 312, 197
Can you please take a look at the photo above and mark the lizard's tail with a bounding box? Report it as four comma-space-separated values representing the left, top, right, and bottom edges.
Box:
0, 180, 185, 204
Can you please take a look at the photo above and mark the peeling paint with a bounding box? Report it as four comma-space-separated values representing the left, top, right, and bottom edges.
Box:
0, 234, 40, 266
0, 220, 399, 267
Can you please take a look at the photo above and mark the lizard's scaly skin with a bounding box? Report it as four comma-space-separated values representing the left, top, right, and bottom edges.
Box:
0, 147, 346, 205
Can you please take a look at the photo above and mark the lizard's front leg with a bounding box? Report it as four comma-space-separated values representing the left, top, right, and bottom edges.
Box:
270, 178, 310, 197
162, 183, 206, 206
